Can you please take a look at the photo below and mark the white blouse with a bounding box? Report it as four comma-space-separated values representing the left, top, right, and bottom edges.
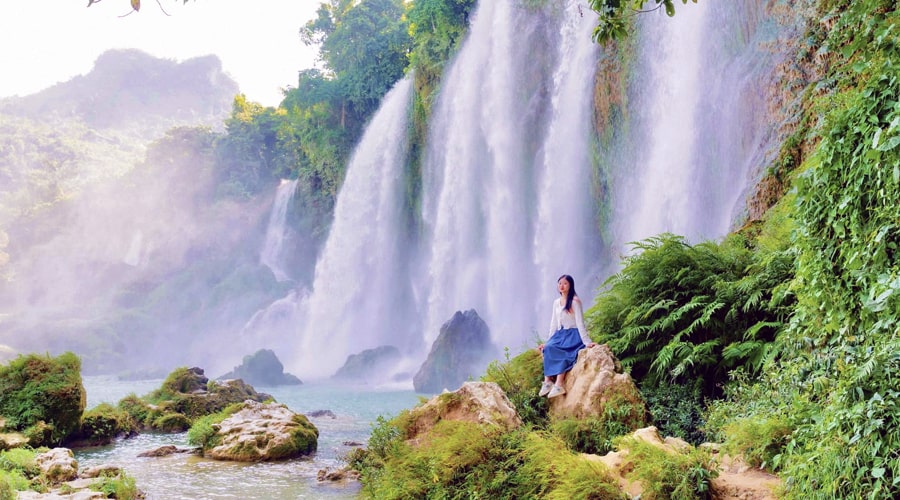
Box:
547, 296, 591, 345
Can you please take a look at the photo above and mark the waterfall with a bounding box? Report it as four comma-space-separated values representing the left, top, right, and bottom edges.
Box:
295, 77, 415, 376
259, 179, 298, 282
284, 0, 795, 379
421, 0, 601, 350
608, 0, 781, 251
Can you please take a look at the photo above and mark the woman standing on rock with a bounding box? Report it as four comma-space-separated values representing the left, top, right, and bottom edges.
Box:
538, 274, 596, 398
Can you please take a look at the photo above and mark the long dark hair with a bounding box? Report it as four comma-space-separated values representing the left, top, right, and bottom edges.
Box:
558, 274, 576, 313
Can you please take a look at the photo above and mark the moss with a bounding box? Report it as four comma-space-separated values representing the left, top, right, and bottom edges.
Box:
0, 352, 86, 445
117, 394, 153, 428
73, 403, 135, 446
152, 413, 190, 432
186, 403, 243, 451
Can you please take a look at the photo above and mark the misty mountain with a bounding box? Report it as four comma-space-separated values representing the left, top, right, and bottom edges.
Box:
0, 49, 238, 138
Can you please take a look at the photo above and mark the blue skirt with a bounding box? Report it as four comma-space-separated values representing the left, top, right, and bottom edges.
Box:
543, 327, 585, 376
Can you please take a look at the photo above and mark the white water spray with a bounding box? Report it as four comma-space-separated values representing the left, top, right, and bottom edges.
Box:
259, 179, 298, 282
295, 77, 415, 377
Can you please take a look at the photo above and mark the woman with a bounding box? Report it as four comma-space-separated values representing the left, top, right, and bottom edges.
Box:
538, 274, 596, 398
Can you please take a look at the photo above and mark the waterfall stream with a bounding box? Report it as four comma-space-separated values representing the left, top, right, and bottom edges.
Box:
286, 0, 794, 380
259, 178, 298, 282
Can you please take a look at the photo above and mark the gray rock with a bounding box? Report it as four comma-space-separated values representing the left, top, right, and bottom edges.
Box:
333, 345, 402, 382
218, 349, 302, 386
413, 310, 498, 393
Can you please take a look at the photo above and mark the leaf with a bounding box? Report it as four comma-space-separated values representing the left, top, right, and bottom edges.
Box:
872, 467, 885, 479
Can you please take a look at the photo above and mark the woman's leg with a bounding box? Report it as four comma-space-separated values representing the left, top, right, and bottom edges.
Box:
556, 371, 566, 387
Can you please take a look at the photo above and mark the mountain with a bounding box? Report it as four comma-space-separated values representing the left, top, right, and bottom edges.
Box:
0, 49, 238, 138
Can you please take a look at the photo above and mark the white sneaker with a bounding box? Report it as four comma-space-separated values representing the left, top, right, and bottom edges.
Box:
539, 380, 553, 397
547, 385, 566, 398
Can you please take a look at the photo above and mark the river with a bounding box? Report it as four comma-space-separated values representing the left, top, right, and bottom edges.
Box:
77, 376, 422, 499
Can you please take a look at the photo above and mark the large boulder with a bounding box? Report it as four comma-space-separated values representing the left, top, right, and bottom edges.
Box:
332, 345, 402, 383
218, 349, 302, 387
404, 381, 521, 445
0, 352, 86, 446
204, 400, 318, 461
34, 448, 79, 484
414, 310, 498, 393
549, 344, 647, 421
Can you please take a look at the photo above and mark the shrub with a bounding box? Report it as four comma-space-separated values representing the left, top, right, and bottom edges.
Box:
91, 471, 139, 500
75, 403, 135, 445
0, 448, 39, 477
642, 379, 707, 445
721, 416, 791, 471
551, 390, 647, 454
616, 436, 718, 500
0, 352, 86, 445
117, 394, 154, 428
152, 413, 190, 432
352, 416, 623, 499
482, 348, 549, 427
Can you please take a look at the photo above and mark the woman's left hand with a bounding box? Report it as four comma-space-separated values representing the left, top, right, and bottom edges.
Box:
587, 342, 597, 348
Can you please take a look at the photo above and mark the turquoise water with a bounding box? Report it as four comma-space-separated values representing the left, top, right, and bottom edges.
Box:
77, 376, 423, 499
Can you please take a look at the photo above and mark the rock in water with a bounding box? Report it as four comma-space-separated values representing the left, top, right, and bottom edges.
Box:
414, 310, 497, 393
332, 345, 401, 382
218, 349, 302, 386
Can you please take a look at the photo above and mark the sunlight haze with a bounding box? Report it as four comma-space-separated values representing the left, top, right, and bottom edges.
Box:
1, 0, 321, 106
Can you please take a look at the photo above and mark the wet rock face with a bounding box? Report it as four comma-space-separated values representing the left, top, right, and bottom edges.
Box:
414, 310, 498, 394
205, 400, 318, 462
218, 349, 302, 387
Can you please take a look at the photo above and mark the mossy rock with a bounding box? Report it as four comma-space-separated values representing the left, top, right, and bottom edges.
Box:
69, 403, 135, 446
153, 413, 191, 432
0, 352, 86, 446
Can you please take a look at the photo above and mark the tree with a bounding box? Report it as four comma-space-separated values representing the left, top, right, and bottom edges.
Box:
589, 0, 698, 43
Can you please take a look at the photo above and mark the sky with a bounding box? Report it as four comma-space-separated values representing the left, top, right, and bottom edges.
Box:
1, 0, 322, 107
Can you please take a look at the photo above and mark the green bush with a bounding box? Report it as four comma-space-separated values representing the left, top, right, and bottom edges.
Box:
76, 403, 135, 445
91, 471, 139, 500
642, 379, 707, 445
482, 348, 549, 427
551, 390, 647, 455
351, 415, 624, 499
0, 352, 86, 445
152, 413, 190, 433
586, 234, 793, 398
616, 436, 718, 500
0, 448, 39, 477
117, 394, 154, 428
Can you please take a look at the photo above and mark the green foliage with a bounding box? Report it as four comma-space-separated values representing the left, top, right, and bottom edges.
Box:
152, 413, 191, 433
0, 448, 38, 478
721, 416, 791, 472
589, 0, 699, 43
708, 2, 900, 498
90, 471, 139, 500
76, 403, 135, 445
117, 394, 153, 429
616, 436, 718, 500
481, 347, 549, 427
186, 403, 242, 450
586, 234, 794, 396
0, 352, 86, 445
352, 419, 624, 500
641, 379, 707, 445
0, 470, 28, 499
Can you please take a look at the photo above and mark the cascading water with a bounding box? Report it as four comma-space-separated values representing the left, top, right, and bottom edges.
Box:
285, 0, 798, 379
294, 77, 416, 377
607, 0, 783, 252
259, 178, 298, 282
422, 0, 600, 351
